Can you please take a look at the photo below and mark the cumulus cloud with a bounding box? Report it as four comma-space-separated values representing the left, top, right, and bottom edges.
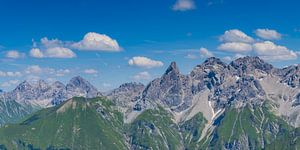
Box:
0, 71, 22, 77
25, 65, 43, 74
218, 42, 253, 53
253, 41, 298, 61
133, 71, 151, 81
255, 29, 282, 40
84, 69, 98, 74
71, 32, 121, 51
128, 56, 164, 68
45, 47, 76, 58
200, 47, 214, 58
30, 47, 76, 58
40, 37, 64, 48
30, 37, 76, 58
184, 54, 198, 59
1, 80, 20, 88
216, 29, 296, 62
24, 65, 71, 77
172, 0, 196, 11
219, 29, 254, 43
6, 50, 25, 59
222, 56, 233, 62
30, 48, 44, 58
55, 69, 71, 77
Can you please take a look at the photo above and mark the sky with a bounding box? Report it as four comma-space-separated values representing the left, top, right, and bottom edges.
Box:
1, 0, 300, 91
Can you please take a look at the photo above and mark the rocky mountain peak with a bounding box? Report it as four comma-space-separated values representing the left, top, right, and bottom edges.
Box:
68, 76, 88, 85
4, 76, 100, 107
277, 64, 300, 88
14, 81, 32, 91
118, 82, 144, 89
164, 61, 180, 75
52, 81, 65, 88
35, 80, 50, 90
203, 57, 226, 67
66, 76, 98, 98
230, 56, 273, 75
107, 82, 145, 110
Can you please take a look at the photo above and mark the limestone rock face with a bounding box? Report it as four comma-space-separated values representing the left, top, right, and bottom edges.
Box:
141, 62, 193, 111
66, 76, 98, 99
106, 82, 144, 110
276, 64, 300, 88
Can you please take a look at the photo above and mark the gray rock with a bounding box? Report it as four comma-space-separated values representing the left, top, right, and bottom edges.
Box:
66, 76, 98, 99
141, 62, 193, 111
106, 82, 144, 108
230, 56, 273, 76
276, 65, 300, 88
4, 76, 99, 107
190, 57, 229, 93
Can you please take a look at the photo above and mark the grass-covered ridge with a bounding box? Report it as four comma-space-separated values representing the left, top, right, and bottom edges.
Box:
127, 106, 183, 150
179, 113, 207, 149
0, 99, 37, 126
0, 97, 128, 150
201, 103, 300, 150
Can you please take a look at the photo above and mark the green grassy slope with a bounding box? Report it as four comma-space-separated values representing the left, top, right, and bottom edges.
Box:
0, 97, 128, 150
179, 113, 207, 150
0, 99, 37, 126
201, 103, 300, 150
127, 106, 183, 150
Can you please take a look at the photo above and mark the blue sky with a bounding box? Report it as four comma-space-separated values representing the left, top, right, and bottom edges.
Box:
1, 0, 300, 91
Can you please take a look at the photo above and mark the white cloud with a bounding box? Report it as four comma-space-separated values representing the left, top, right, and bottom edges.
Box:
30, 48, 44, 58
30, 37, 76, 58
200, 47, 214, 57
30, 47, 76, 58
24, 65, 71, 78
1, 80, 19, 87
234, 53, 246, 59
84, 69, 98, 74
0, 71, 22, 77
172, 0, 196, 11
128, 56, 164, 68
71, 32, 121, 51
218, 42, 253, 53
253, 41, 298, 61
133, 71, 151, 80
6, 50, 25, 59
46, 77, 57, 83
55, 69, 71, 77
45, 47, 76, 58
185, 54, 198, 59
40, 37, 64, 48
222, 56, 232, 62
219, 29, 254, 43
255, 29, 282, 40
25, 65, 43, 74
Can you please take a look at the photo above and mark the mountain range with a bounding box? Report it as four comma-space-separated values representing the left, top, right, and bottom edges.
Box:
0, 56, 300, 149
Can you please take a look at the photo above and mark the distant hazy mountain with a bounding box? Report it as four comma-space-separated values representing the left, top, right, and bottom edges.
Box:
0, 56, 300, 149
0, 76, 100, 126
2, 76, 100, 107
